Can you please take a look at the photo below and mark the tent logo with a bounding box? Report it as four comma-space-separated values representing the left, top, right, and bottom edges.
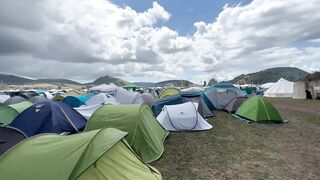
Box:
35, 108, 40, 112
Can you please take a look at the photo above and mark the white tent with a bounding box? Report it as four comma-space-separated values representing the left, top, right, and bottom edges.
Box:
44, 91, 54, 100
74, 104, 102, 119
89, 83, 143, 104
86, 93, 118, 106
156, 102, 212, 131
264, 78, 294, 97
260, 82, 275, 89
293, 81, 306, 99
0, 95, 10, 103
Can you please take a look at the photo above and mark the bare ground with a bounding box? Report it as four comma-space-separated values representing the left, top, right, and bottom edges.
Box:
152, 98, 320, 180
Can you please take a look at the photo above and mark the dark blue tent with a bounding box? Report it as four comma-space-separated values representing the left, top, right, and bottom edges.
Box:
63, 93, 95, 108
10, 101, 87, 137
153, 94, 183, 116
0, 126, 26, 156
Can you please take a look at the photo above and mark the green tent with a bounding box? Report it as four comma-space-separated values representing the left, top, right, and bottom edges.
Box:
123, 83, 139, 90
86, 104, 169, 163
0, 128, 162, 180
159, 87, 180, 99
0, 101, 33, 125
52, 90, 86, 101
235, 96, 283, 122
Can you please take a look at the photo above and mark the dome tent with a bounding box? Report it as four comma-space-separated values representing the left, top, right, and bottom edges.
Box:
10, 101, 87, 137
181, 90, 214, 118
63, 93, 95, 108
224, 97, 248, 113
0, 126, 26, 156
156, 102, 212, 131
0, 101, 33, 125
0, 94, 10, 103
0, 128, 162, 180
235, 96, 283, 123
153, 94, 183, 116
3, 96, 28, 105
85, 93, 118, 106
159, 87, 181, 99
203, 82, 246, 110
86, 104, 169, 163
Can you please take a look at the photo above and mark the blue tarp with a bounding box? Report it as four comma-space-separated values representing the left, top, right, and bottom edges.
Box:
63, 93, 95, 107
153, 94, 183, 116
10, 101, 87, 137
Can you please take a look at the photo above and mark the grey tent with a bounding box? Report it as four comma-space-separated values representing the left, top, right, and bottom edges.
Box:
203, 83, 247, 110
30, 96, 51, 104
224, 97, 248, 113
181, 91, 214, 118
3, 96, 28, 105
0, 126, 27, 156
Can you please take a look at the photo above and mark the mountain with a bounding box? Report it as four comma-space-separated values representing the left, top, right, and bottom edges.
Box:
34, 79, 81, 85
0, 74, 81, 85
0, 74, 33, 85
91, 75, 127, 86
133, 82, 155, 88
154, 80, 197, 87
228, 67, 309, 84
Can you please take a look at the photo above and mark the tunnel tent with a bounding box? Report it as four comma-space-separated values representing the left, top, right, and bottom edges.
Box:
156, 102, 212, 131
180, 90, 214, 118
0, 101, 33, 125
0, 128, 162, 180
10, 101, 87, 137
235, 96, 283, 123
86, 104, 169, 163
159, 87, 181, 99
203, 82, 246, 110
0, 126, 27, 156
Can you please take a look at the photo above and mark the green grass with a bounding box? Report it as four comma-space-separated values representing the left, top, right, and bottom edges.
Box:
152, 98, 320, 180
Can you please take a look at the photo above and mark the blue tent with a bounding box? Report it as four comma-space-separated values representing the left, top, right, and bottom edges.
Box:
153, 94, 183, 116
63, 93, 95, 108
10, 101, 87, 137
203, 82, 246, 110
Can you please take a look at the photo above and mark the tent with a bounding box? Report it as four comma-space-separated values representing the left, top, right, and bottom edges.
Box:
153, 94, 183, 116
224, 97, 248, 113
293, 72, 320, 99
0, 94, 10, 103
159, 87, 181, 99
260, 82, 275, 89
74, 104, 102, 119
89, 83, 143, 104
264, 78, 294, 97
181, 91, 214, 118
156, 102, 213, 131
30, 96, 51, 104
85, 93, 118, 106
235, 96, 283, 123
141, 93, 155, 107
63, 94, 94, 108
0, 126, 26, 156
10, 101, 87, 137
123, 83, 139, 90
44, 91, 54, 100
0, 101, 33, 125
52, 90, 85, 101
3, 96, 28, 105
0, 128, 162, 180
203, 83, 246, 110
86, 104, 169, 163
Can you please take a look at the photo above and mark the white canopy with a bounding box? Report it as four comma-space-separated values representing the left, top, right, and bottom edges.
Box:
264, 78, 294, 97
260, 82, 275, 89
86, 93, 118, 106
156, 102, 212, 131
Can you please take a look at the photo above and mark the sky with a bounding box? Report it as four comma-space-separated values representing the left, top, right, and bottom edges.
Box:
0, 0, 319, 83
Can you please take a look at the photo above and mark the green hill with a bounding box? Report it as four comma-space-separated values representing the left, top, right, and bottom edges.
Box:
228, 67, 309, 84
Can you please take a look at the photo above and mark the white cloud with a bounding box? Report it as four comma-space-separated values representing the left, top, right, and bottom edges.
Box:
0, 0, 319, 83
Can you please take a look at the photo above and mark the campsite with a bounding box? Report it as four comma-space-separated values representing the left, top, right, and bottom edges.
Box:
0, 70, 319, 179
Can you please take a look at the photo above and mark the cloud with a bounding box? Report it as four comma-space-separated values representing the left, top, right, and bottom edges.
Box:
0, 0, 319, 83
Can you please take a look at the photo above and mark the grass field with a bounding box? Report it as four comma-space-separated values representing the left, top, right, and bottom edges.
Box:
152, 98, 320, 180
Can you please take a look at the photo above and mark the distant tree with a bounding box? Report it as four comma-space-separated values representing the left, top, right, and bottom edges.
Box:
208, 78, 217, 86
